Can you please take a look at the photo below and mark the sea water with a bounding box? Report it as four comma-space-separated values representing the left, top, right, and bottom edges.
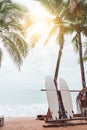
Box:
0, 88, 79, 117
0, 89, 48, 117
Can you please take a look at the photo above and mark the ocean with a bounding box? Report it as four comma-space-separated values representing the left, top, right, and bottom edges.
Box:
0, 89, 48, 117
0, 88, 80, 117
0, 40, 87, 117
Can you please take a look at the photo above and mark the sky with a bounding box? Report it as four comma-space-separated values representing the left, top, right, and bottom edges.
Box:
0, 0, 87, 92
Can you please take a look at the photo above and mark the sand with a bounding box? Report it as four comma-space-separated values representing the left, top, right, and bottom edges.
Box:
0, 117, 87, 130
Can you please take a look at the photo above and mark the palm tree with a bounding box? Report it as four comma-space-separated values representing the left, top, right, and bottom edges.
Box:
66, 0, 87, 113
66, 0, 87, 88
36, 0, 87, 116
36, 0, 72, 118
38, 0, 87, 88
36, 0, 69, 86
0, 0, 30, 68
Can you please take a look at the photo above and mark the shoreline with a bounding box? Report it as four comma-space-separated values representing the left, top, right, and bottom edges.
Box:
1, 117, 87, 130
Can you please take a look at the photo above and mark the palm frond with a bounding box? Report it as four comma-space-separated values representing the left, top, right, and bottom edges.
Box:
1, 33, 23, 68
0, 19, 9, 30
30, 33, 42, 48
0, 0, 29, 25
0, 18, 29, 36
0, 1, 28, 14
0, 0, 30, 68
83, 57, 87, 62
10, 32, 29, 57
84, 48, 87, 58
0, 48, 3, 67
44, 25, 58, 45
82, 27, 87, 37
36, 0, 64, 16
6, 21, 24, 32
71, 34, 79, 53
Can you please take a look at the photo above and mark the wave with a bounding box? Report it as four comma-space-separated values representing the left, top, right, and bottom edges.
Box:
0, 104, 48, 117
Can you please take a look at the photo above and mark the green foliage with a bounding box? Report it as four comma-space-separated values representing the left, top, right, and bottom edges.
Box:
71, 34, 79, 53
0, 48, 2, 66
35, 0, 87, 57
30, 33, 42, 48
0, 0, 30, 68
36, 0, 64, 16
44, 25, 58, 45
34, 0, 87, 86
84, 47, 87, 61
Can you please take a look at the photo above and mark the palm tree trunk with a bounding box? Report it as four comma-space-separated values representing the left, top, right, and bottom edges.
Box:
54, 33, 65, 118
54, 44, 63, 88
77, 31, 86, 88
54, 33, 64, 87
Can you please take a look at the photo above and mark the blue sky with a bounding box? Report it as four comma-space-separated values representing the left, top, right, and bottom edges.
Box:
0, 0, 87, 92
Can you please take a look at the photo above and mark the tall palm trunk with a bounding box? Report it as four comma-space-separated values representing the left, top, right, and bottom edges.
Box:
77, 30, 86, 88
54, 42, 64, 87
54, 29, 64, 87
54, 32, 65, 118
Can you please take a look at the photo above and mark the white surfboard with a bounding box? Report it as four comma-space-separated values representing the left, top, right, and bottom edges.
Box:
45, 76, 59, 120
59, 78, 73, 119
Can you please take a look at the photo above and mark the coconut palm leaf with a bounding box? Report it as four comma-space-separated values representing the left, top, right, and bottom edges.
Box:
82, 27, 87, 37
0, 48, 2, 66
1, 33, 23, 68
84, 47, 87, 60
30, 33, 42, 48
44, 25, 58, 45
9, 32, 28, 57
71, 33, 79, 52
0, 0, 30, 68
36, 0, 64, 16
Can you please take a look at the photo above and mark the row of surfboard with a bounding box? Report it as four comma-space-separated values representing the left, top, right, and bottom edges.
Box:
45, 76, 73, 120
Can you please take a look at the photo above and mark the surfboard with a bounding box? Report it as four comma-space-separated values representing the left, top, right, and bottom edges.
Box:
45, 76, 59, 120
59, 78, 74, 119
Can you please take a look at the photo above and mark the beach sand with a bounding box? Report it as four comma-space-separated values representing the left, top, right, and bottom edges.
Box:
0, 117, 87, 130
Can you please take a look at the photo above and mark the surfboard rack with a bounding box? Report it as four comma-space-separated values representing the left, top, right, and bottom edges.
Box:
41, 89, 81, 92
43, 121, 87, 127
45, 116, 87, 123
36, 113, 82, 120
43, 116, 87, 127
39, 76, 87, 127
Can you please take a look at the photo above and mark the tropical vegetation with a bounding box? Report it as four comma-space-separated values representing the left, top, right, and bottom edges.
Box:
36, 0, 87, 89
0, 0, 30, 68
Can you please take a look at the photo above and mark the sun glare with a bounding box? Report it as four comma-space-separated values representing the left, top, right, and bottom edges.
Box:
31, 12, 53, 32
28, 2, 54, 35
30, 1, 53, 18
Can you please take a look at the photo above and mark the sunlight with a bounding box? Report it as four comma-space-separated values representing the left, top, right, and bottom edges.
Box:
31, 20, 50, 34
26, 3, 54, 44
30, 1, 53, 18
30, 10, 53, 33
